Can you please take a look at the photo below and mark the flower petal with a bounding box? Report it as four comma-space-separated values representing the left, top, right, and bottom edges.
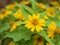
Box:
28, 15, 33, 21
36, 25, 43, 32
31, 26, 35, 32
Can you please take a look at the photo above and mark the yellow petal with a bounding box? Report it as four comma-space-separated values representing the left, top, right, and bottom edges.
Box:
36, 25, 40, 32
10, 24, 17, 32
31, 26, 35, 32
33, 14, 37, 18
44, 15, 49, 19
39, 19, 45, 26
25, 24, 32, 29
36, 13, 40, 19
36, 25, 43, 32
10, 26, 16, 32
28, 15, 33, 20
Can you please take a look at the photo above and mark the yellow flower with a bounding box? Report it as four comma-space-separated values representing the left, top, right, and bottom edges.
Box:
46, 7, 55, 18
20, 1, 30, 5
50, 1, 59, 6
25, 13, 45, 32
47, 22, 56, 38
6, 2, 18, 9
48, 22, 56, 30
10, 22, 20, 32
8, 41, 15, 45
34, 35, 44, 45
6, 4, 15, 9
4, 11, 12, 17
14, 9, 25, 21
2, 9, 12, 15
37, 3, 46, 9
47, 29, 55, 39
0, 9, 12, 19
44, 15, 49, 20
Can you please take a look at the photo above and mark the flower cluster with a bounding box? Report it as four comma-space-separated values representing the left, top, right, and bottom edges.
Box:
0, 0, 60, 45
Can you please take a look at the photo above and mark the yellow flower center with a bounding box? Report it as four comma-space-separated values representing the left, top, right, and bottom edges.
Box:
31, 19, 39, 25
50, 11, 54, 15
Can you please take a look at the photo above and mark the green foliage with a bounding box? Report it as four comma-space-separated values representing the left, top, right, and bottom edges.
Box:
6, 26, 32, 41
0, 0, 60, 45
0, 22, 10, 33
19, 4, 35, 14
30, 0, 37, 10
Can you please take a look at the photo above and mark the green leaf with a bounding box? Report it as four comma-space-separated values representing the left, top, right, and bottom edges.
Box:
26, 39, 34, 45
0, 22, 10, 33
1, 38, 13, 45
16, 21, 25, 25
15, 42, 20, 45
30, 0, 37, 10
15, 39, 26, 45
54, 34, 60, 45
38, 30, 55, 45
15, 39, 34, 45
20, 5, 35, 14
55, 20, 60, 29
18, 5, 29, 19
2, 15, 16, 22
5, 26, 32, 41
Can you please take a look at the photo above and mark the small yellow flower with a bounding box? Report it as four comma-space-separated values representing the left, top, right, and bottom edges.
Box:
6, 4, 15, 9
6, 2, 18, 9
46, 7, 55, 18
34, 35, 44, 45
25, 13, 45, 32
14, 9, 25, 21
44, 15, 49, 20
8, 41, 15, 45
47, 29, 55, 39
50, 1, 59, 6
37, 3, 46, 9
4, 11, 12, 17
20, 1, 30, 5
10, 22, 20, 32
0, 9, 12, 19
48, 22, 56, 30
2, 9, 12, 15
47, 22, 56, 38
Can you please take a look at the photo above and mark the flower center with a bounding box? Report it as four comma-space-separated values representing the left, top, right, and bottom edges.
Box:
31, 19, 39, 25
50, 11, 54, 15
